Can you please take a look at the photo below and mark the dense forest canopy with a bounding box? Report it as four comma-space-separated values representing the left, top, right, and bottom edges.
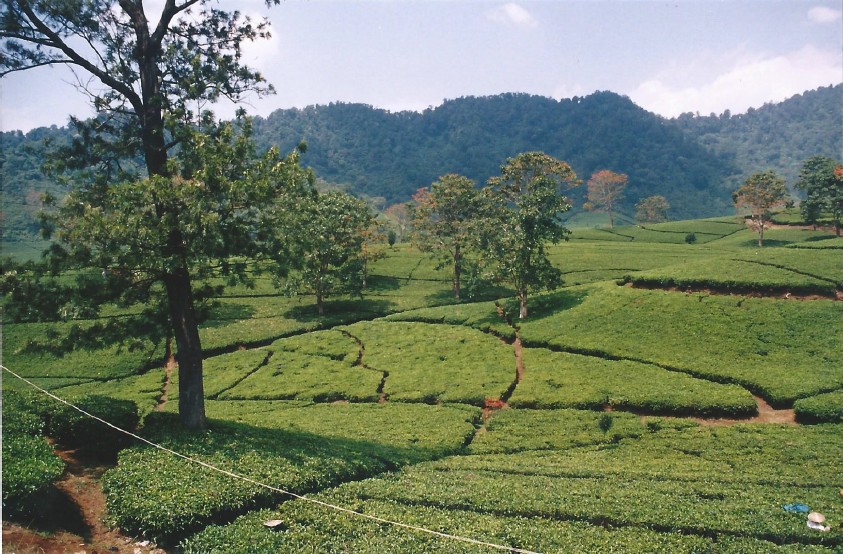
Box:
3, 84, 841, 240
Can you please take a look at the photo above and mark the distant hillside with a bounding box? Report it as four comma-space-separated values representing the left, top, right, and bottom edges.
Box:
0, 125, 69, 241
252, 91, 738, 219
671, 84, 842, 189
3, 86, 840, 241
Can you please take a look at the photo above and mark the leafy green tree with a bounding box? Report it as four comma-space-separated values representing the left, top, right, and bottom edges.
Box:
1, 0, 280, 429
635, 195, 670, 223
796, 156, 843, 236
480, 152, 577, 319
282, 191, 376, 315
584, 170, 628, 228
409, 174, 480, 300
732, 170, 788, 247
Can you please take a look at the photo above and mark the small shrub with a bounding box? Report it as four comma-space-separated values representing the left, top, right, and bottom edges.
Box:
598, 413, 614, 433
685, 232, 697, 244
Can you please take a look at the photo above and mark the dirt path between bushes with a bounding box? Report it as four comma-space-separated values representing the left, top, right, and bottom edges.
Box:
691, 395, 796, 426
2, 446, 168, 554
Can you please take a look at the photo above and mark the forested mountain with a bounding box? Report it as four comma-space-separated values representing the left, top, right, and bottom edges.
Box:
672, 84, 842, 191
0, 125, 69, 241
251, 92, 738, 218
3, 85, 840, 241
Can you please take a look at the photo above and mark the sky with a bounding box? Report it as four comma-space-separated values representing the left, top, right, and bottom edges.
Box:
1, 0, 841, 132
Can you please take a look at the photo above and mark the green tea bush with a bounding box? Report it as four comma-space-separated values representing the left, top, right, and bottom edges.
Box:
794, 390, 843, 424
57, 369, 165, 418
623, 258, 838, 297
342, 321, 514, 405
48, 395, 139, 455
510, 348, 756, 417
195, 410, 843, 554
203, 349, 271, 398
520, 283, 843, 406
787, 237, 843, 249
384, 301, 514, 339
182, 495, 737, 554
1, 389, 52, 435
3, 322, 161, 379
1, 433, 65, 519
101, 412, 401, 545
267, 329, 359, 364
219, 351, 381, 402
204, 400, 480, 465
468, 408, 649, 454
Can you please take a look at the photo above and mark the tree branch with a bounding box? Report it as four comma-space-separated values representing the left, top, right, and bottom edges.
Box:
15, 1, 143, 111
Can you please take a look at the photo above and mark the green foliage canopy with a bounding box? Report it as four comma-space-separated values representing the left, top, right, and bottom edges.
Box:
409, 174, 481, 300
732, 170, 788, 247
480, 152, 577, 319
795, 155, 843, 236
280, 190, 377, 315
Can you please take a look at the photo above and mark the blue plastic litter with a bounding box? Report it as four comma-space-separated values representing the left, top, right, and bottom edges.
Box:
783, 503, 811, 513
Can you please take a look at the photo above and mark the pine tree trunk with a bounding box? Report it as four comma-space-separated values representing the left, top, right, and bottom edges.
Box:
164, 267, 207, 430
518, 290, 528, 319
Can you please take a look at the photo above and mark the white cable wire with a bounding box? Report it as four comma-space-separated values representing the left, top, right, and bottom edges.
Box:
2, 365, 542, 554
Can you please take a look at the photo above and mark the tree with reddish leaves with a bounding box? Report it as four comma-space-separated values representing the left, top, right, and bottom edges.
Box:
733, 170, 788, 247
584, 170, 628, 228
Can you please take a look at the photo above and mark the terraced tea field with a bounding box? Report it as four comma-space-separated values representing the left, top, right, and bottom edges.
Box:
3, 216, 842, 552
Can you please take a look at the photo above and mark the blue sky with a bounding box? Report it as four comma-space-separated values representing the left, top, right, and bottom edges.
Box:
1, 0, 841, 132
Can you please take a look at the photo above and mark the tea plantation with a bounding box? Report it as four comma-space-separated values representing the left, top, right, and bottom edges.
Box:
3, 216, 842, 552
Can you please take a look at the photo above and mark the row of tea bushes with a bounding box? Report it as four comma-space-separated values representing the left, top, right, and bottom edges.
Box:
102, 403, 480, 545
510, 348, 756, 418
181, 496, 740, 554
519, 283, 843, 406
181, 422, 842, 553
622, 258, 839, 297
467, 408, 670, 455
3, 321, 161, 380
383, 301, 515, 339
218, 350, 382, 402
340, 321, 515, 405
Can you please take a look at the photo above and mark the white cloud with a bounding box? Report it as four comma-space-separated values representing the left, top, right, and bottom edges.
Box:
628, 45, 843, 118
808, 6, 842, 23
487, 3, 538, 28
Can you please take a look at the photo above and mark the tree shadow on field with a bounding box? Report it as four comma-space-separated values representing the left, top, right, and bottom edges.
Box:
202, 302, 257, 327
425, 282, 512, 305
500, 288, 589, 322
737, 239, 793, 248
365, 274, 401, 292
284, 298, 395, 324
